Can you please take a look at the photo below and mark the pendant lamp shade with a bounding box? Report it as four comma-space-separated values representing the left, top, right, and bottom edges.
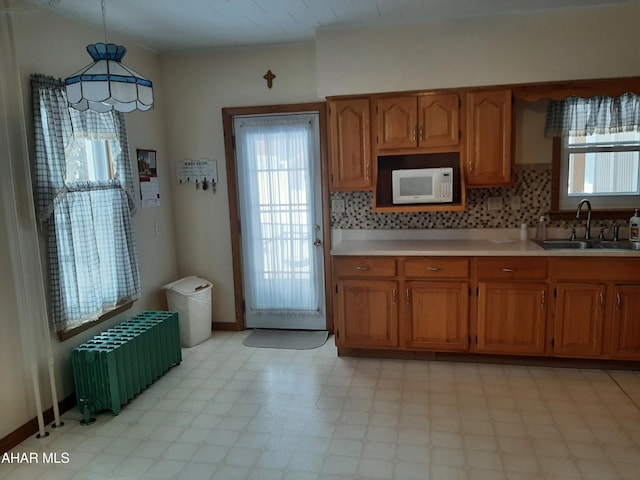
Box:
65, 43, 154, 113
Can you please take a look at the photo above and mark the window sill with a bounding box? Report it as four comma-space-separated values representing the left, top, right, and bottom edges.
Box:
57, 300, 134, 341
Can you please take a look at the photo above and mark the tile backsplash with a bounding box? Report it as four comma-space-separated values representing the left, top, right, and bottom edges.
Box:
330, 164, 612, 231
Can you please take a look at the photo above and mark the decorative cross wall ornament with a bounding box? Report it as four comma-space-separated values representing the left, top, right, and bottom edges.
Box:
263, 69, 276, 89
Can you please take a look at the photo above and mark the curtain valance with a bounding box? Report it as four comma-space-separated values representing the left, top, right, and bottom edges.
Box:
545, 93, 640, 137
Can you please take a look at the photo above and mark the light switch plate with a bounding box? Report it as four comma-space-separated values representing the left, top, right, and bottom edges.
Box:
332, 198, 346, 213
487, 197, 502, 212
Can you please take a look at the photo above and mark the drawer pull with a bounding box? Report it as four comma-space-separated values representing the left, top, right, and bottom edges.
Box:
427, 267, 442, 272
355, 266, 371, 271
502, 268, 517, 272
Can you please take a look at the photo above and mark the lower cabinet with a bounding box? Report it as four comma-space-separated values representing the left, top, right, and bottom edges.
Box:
335, 279, 398, 348
611, 284, 640, 360
333, 257, 398, 348
476, 282, 547, 355
551, 258, 640, 360
403, 281, 469, 351
475, 257, 548, 355
553, 283, 605, 358
332, 255, 640, 364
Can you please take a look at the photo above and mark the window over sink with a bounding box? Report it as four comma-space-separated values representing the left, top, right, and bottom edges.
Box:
546, 92, 640, 213
560, 130, 640, 209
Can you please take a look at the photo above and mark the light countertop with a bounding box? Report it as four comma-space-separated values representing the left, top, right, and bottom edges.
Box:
330, 229, 640, 257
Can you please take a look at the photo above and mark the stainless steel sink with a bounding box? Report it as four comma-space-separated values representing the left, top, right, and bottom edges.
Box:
535, 240, 592, 250
535, 239, 640, 251
595, 240, 640, 250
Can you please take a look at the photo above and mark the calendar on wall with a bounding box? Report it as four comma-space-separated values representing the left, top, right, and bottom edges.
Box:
137, 149, 160, 208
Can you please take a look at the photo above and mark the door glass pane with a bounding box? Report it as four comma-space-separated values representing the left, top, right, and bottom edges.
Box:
235, 114, 322, 315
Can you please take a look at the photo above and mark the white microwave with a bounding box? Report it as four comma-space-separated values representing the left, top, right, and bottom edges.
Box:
391, 167, 453, 204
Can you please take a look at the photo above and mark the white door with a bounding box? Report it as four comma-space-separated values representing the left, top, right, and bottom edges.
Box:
233, 113, 326, 330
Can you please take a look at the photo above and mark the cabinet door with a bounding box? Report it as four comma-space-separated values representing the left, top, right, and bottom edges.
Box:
418, 93, 460, 148
465, 89, 513, 186
404, 281, 469, 351
477, 282, 547, 355
611, 285, 640, 360
335, 279, 398, 348
376, 96, 417, 150
554, 283, 605, 358
328, 98, 372, 191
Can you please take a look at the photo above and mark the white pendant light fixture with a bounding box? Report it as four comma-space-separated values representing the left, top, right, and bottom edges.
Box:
64, 0, 153, 113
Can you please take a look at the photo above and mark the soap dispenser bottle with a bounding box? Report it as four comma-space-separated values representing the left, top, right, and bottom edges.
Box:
630, 209, 640, 241
535, 216, 547, 241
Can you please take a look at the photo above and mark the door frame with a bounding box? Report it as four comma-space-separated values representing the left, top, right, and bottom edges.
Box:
222, 102, 333, 332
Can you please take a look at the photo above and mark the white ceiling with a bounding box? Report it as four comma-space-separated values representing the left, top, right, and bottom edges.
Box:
19, 0, 639, 53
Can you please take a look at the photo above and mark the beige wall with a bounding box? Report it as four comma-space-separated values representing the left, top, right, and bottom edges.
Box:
161, 44, 319, 326
1, 9, 177, 438
315, 4, 640, 97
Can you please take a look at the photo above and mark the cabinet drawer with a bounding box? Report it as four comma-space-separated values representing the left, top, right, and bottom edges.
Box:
476, 258, 547, 280
333, 257, 397, 277
404, 258, 469, 279
553, 258, 640, 282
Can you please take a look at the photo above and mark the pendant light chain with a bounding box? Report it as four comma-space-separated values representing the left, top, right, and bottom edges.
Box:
101, 0, 108, 44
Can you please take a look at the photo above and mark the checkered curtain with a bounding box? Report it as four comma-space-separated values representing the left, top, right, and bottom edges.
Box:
545, 93, 640, 137
31, 75, 140, 334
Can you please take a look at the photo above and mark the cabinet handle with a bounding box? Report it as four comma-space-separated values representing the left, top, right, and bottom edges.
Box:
365, 164, 370, 180
406, 289, 410, 305
355, 266, 371, 271
617, 293, 621, 308
411, 127, 416, 141
541, 290, 545, 308
392, 288, 397, 305
427, 267, 442, 272
502, 268, 517, 272
600, 291, 604, 307
419, 125, 425, 140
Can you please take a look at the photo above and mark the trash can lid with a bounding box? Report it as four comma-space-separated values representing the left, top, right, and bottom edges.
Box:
163, 276, 212, 295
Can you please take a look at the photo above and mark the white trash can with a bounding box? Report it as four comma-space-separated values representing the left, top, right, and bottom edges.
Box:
163, 276, 213, 347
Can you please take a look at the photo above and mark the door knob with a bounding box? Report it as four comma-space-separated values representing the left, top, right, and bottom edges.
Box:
313, 239, 322, 247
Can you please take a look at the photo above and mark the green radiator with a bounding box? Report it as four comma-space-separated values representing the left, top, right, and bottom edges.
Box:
71, 311, 181, 416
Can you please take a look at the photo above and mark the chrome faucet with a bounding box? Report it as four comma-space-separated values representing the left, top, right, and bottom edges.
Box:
576, 199, 592, 240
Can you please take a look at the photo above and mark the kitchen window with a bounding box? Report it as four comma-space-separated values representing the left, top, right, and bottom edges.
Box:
546, 93, 640, 212
31, 75, 140, 337
65, 138, 117, 183
559, 130, 640, 209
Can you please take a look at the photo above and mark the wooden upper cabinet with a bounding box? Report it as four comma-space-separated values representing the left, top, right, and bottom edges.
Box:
418, 93, 460, 148
465, 88, 513, 187
376, 96, 417, 150
328, 97, 372, 191
375, 93, 460, 151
